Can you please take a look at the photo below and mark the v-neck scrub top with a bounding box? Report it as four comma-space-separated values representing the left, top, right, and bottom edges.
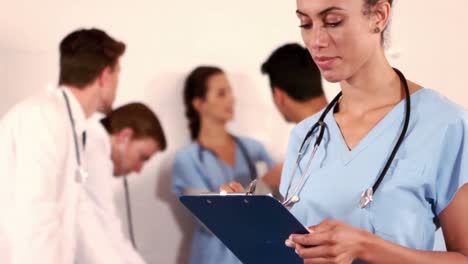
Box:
280, 89, 468, 251
172, 136, 276, 264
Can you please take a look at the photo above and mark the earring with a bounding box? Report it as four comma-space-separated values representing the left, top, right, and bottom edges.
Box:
374, 27, 381, 34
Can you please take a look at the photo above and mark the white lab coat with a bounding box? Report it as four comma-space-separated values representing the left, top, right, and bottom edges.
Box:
75, 119, 146, 264
0, 88, 88, 264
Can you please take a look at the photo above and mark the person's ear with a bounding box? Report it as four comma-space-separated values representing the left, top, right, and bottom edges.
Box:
95, 66, 112, 87
192, 97, 203, 113
272, 87, 286, 107
370, 0, 392, 34
116, 127, 134, 144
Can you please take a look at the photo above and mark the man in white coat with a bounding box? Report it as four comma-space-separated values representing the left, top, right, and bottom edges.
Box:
0, 28, 125, 263
77, 102, 167, 263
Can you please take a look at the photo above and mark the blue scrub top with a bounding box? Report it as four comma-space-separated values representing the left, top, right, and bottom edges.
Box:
280, 89, 468, 251
172, 136, 276, 264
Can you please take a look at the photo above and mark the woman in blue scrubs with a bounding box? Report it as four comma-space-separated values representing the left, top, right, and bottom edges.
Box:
172, 66, 277, 264
281, 0, 468, 263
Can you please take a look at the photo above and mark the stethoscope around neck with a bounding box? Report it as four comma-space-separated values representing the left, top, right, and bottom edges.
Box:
198, 136, 258, 191
62, 90, 89, 184
282, 68, 411, 209
63, 90, 139, 249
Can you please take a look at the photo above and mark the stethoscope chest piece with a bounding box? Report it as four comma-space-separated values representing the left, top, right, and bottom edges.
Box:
290, 195, 300, 205
75, 166, 89, 183
359, 187, 374, 209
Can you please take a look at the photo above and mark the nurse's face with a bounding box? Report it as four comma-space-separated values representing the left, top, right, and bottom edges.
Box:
296, 0, 384, 83
198, 73, 235, 123
113, 132, 160, 176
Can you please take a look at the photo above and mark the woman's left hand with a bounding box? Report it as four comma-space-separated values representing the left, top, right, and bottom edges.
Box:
219, 181, 245, 193
286, 219, 372, 264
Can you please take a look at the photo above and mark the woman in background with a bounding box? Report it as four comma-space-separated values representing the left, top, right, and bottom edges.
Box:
172, 66, 278, 264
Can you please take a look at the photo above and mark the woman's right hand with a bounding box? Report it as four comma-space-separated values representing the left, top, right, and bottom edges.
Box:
219, 181, 246, 193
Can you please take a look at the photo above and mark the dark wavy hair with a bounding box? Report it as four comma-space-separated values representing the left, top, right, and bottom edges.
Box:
183, 66, 223, 140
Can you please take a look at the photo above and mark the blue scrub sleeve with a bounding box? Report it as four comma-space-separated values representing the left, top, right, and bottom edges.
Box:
432, 114, 468, 215
171, 151, 208, 196
254, 142, 276, 169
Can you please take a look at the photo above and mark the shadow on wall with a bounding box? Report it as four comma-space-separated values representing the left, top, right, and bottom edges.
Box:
145, 72, 195, 264
155, 152, 195, 264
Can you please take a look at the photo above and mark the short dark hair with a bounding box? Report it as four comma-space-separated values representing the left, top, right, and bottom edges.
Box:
59, 28, 126, 88
261, 43, 323, 102
100, 103, 167, 151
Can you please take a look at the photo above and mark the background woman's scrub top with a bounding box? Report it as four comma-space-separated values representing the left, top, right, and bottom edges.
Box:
280, 89, 468, 251
173, 136, 276, 264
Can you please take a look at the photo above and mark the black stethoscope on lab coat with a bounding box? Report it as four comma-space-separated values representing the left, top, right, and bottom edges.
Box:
63, 90, 138, 249
62, 90, 89, 184
282, 68, 411, 209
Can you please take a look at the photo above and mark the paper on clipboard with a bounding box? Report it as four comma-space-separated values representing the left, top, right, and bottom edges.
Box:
180, 194, 309, 264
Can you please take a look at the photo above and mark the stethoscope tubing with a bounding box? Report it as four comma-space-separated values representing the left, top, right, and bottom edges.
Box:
283, 68, 411, 208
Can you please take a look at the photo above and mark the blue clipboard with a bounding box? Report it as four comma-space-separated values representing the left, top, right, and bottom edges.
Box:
180, 194, 309, 264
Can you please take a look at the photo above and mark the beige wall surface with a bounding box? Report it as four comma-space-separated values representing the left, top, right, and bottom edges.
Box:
1, 0, 466, 262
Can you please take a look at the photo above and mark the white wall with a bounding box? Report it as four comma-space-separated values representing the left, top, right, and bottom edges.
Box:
1, 0, 467, 262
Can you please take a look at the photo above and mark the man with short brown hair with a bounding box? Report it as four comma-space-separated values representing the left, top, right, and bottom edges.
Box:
101, 103, 167, 175
0, 28, 125, 263
77, 103, 166, 264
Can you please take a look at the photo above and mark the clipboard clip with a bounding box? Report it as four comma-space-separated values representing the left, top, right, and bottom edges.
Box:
246, 179, 257, 195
